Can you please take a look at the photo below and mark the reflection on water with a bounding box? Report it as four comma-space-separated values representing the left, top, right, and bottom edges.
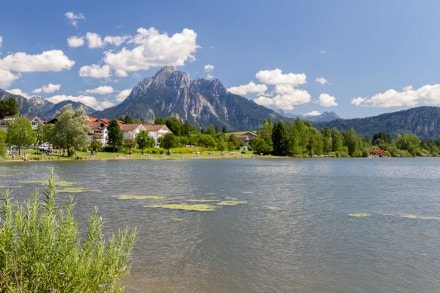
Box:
1, 158, 440, 292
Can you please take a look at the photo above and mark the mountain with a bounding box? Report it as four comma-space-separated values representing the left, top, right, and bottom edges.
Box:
0, 89, 95, 119
93, 66, 282, 131
300, 111, 340, 123
315, 106, 440, 139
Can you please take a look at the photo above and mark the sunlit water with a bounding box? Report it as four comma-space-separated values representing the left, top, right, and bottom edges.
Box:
1, 158, 440, 292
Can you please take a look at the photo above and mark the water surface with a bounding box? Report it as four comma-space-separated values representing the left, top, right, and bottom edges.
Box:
1, 158, 439, 292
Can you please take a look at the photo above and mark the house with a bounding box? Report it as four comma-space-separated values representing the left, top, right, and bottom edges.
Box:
368, 149, 387, 157
229, 131, 257, 145
144, 124, 172, 146
88, 119, 109, 146
29, 117, 45, 130
120, 124, 146, 140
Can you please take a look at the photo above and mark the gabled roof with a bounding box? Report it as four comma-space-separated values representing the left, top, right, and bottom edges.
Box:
144, 124, 170, 132
120, 123, 144, 132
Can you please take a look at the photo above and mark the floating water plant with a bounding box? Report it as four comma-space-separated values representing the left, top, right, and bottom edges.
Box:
348, 213, 371, 218
216, 200, 247, 206
187, 199, 219, 203
403, 214, 440, 220
58, 187, 87, 193
117, 195, 164, 200
21, 180, 76, 187
146, 203, 217, 212
267, 206, 281, 211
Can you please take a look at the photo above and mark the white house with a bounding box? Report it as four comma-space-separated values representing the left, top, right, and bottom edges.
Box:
144, 124, 172, 146
120, 124, 146, 140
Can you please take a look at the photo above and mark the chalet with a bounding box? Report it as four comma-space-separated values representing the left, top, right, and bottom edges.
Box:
29, 117, 45, 130
0, 116, 14, 131
88, 118, 109, 146
144, 124, 172, 146
229, 131, 257, 145
120, 124, 146, 140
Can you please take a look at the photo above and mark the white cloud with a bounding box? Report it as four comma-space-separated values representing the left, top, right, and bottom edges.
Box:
103, 35, 129, 46
318, 93, 337, 107
102, 27, 198, 77
47, 94, 112, 110
256, 68, 306, 87
351, 84, 440, 108
86, 32, 104, 48
84, 85, 114, 95
79, 64, 111, 78
0, 50, 75, 87
204, 64, 214, 72
316, 76, 328, 85
7, 88, 31, 99
231, 68, 312, 111
67, 36, 84, 48
228, 82, 268, 96
33, 83, 61, 94
116, 89, 132, 102
0, 69, 20, 88
0, 36, 2, 48
65, 11, 85, 27
305, 111, 321, 116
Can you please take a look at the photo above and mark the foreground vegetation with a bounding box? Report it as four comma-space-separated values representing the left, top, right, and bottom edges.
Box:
0, 171, 136, 291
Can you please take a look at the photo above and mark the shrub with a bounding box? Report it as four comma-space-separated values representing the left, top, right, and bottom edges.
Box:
0, 170, 136, 292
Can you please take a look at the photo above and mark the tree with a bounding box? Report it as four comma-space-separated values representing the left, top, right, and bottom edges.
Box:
321, 127, 333, 154
0, 98, 19, 119
396, 133, 421, 156
0, 170, 136, 291
272, 121, 289, 156
0, 129, 6, 158
136, 130, 154, 154
160, 133, 177, 154
165, 117, 182, 136
154, 117, 165, 125
51, 105, 90, 157
250, 136, 272, 154
198, 134, 217, 149
6, 115, 36, 155
123, 138, 136, 153
107, 119, 123, 152
121, 115, 133, 124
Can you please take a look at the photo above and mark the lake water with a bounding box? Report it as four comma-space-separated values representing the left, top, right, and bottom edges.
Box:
1, 158, 440, 292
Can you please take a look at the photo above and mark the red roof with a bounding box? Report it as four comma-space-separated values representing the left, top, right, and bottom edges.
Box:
144, 124, 166, 132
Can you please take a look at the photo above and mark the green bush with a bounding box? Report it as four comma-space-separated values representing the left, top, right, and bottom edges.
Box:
0, 170, 136, 292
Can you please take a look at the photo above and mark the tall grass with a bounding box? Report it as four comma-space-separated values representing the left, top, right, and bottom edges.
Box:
0, 170, 136, 292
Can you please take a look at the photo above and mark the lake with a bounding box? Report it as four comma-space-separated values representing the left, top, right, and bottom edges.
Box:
1, 158, 440, 292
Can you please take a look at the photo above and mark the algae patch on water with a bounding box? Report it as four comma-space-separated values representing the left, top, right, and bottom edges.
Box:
21, 180, 75, 187
267, 206, 281, 211
146, 203, 217, 212
58, 187, 87, 193
117, 195, 164, 200
403, 214, 440, 220
187, 199, 219, 203
216, 200, 247, 206
348, 213, 371, 218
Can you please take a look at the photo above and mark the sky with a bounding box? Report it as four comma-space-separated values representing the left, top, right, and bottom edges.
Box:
1, 0, 440, 119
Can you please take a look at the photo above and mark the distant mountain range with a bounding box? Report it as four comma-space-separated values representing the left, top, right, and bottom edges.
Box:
93, 66, 282, 131
1, 67, 440, 139
315, 106, 440, 139
0, 89, 95, 119
276, 109, 340, 123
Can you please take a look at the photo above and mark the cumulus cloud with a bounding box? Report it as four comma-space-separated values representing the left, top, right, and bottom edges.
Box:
47, 94, 113, 111
7, 88, 31, 99
0, 50, 75, 87
67, 36, 84, 48
0, 36, 2, 48
318, 93, 337, 107
103, 27, 198, 77
86, 32, 104, 48
305, 110, 321, 116
84, 85, 114, 95
316, 76, 328, 85
228, 82, 268, 96
229, 68, 314, 111
256, 68, 306, 87
65, 11, 85, 27
351, 84, 440, 108
103, 35, 129, 46
116, 88, 132, 102
79, 64, 111, 78
33, 83, 61, 94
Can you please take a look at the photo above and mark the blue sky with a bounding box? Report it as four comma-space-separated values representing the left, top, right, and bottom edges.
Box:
1, 1, 440, 118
